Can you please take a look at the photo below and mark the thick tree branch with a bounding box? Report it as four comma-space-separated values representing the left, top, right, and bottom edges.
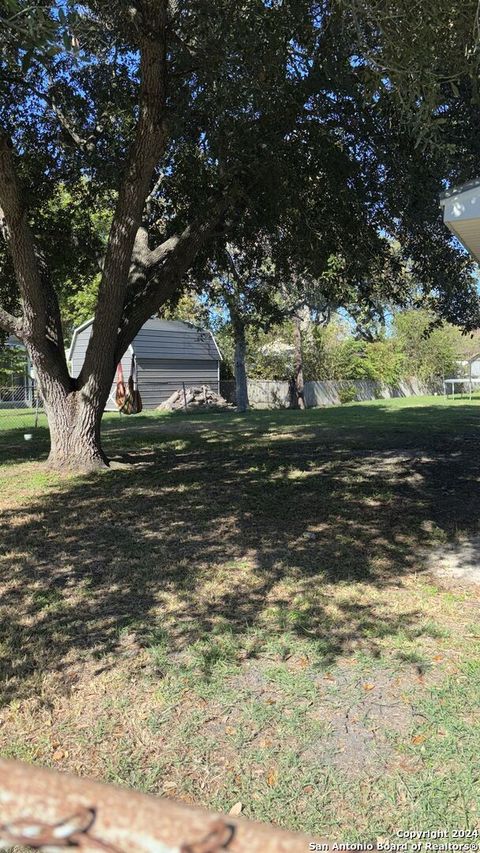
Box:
115, 206, 224, 359
224, 247, 244, 287
0, 136, 69, 383
0, 305, 23, 338
0, 135, 47, 339
145, 170, 165, 219
81, 1, 169, 384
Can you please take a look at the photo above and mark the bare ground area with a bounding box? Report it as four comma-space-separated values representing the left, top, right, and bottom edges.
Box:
429, 535, 480, 586
1, 398, 480, 839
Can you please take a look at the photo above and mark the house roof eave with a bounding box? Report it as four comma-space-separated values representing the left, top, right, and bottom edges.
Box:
440, 178, 480, 203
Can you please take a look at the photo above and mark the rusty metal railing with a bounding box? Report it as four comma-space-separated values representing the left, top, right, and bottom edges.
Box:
0, 759, 330, 852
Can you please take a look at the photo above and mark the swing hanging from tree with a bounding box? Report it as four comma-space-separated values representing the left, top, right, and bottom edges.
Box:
115, 355, 142, 415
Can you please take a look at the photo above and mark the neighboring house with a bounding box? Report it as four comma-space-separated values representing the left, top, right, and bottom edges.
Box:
455, 352, 480, 380
440, 179, 480, 261
0, 337, 32, 406
440, 183, 480, 383
69, 317, 222, 411
1, 336, 29, 385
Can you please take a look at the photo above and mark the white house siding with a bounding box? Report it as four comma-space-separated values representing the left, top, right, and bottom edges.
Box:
469, 359, 480, 379
68, 319, 220, 411
440, 181, 480, 262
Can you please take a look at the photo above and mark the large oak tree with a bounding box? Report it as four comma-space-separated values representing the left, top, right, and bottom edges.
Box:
1, 0, 478, 470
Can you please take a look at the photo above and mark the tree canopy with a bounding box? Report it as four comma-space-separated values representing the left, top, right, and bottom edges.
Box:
1, 0, 479, 466
2, 1, 478, 331
215, 307, 465, 385
339, 0, 480, 164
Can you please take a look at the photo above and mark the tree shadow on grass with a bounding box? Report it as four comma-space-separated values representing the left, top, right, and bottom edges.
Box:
1, 402, 480, 704
0, 426, 50, 467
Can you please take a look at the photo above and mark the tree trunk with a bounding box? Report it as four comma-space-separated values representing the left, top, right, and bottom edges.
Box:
233, 320, 249, 413
290, 314, 306, 410
38, 370, 111, 471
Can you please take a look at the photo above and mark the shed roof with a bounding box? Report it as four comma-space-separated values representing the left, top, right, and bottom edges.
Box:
68, 317, 222, 363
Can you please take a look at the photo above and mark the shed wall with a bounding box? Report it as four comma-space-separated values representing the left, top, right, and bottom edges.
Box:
70, 327, 133, 379
138, 358, 219, 408
69, 321, 220, 411
69, 327, 132, 411
134, 320, 219, 361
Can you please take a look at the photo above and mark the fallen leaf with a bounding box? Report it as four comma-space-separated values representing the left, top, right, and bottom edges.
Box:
52, 749, 64, 761
362, 682, 375, 691
229, 802, 243, 816
267, 768, 278, 787
432, 655, 444, 662
411, 734, 427, 745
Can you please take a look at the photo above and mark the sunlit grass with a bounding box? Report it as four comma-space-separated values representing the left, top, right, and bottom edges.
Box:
1, 396, 480, 837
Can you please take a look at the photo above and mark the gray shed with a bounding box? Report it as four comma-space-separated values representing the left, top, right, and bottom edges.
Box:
68, 317, 222, 411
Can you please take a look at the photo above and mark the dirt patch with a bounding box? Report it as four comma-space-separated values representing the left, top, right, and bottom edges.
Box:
303, 667, 422, 777
226, 659, 428, 781
429, 536, 480, 587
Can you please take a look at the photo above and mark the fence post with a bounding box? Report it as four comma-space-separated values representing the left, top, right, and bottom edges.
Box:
34, 393, 40, 429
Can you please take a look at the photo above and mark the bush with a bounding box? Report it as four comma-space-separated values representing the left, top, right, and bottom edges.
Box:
393, 310, 462, 381
338, 384, 357, 404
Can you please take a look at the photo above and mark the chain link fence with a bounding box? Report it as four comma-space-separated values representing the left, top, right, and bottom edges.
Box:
0, 382, 46, 432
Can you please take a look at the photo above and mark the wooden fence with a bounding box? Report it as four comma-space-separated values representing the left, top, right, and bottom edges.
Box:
221, 377, 443, 408
0, 759, 331, 852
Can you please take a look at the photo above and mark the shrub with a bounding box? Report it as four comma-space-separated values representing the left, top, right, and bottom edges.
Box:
338, 384, 357, 404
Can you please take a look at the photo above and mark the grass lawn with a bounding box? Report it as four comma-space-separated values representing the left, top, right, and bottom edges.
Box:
1, 395, 480, 839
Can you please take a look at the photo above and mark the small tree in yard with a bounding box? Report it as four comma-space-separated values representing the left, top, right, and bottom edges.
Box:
193, 243, 280, 412
1, 1, 479, 470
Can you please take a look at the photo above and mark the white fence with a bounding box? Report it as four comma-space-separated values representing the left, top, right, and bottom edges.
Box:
221, 377, 443, 408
